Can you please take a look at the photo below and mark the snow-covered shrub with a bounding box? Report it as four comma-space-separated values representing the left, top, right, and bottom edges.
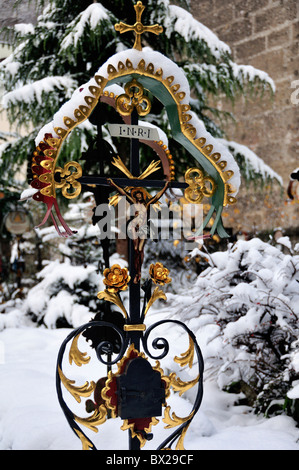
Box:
20, 241, 127, 329
170, 237, 299, 423
23, 259, 100, 328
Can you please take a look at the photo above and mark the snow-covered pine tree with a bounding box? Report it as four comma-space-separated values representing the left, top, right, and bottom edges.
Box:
0, 0, 282, 191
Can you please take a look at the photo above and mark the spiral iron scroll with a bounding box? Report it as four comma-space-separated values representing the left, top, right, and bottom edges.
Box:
56, 317, 203, 450
142, 319, 204, 450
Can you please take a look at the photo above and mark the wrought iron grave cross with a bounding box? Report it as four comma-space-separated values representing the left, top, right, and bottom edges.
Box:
30, 0, 241, 451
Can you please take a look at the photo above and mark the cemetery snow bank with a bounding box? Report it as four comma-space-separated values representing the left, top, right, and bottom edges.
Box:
0, 325, 298, 450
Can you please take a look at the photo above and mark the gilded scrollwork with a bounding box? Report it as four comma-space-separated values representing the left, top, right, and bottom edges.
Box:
58, 366, 96, 404
115, 78, 151, 116
69, 333, 91, 367
121, 417, 159, 448
169, 372, 200, 396
162, 406, 195, 450
97, 289, 128, 319
74, 429, 95, 450
55, 161, 82, 199
163, 406, 194, 430
174, 334, 195, 369
74, 405, 107, 432
143, 286, 167, 318
184, 167, 216, 204
175, 422, 192, 451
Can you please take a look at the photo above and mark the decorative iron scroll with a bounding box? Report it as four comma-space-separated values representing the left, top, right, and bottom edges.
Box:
56, 265, 204, 450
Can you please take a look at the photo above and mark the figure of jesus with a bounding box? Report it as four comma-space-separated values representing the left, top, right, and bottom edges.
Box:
108, 178, 169, 283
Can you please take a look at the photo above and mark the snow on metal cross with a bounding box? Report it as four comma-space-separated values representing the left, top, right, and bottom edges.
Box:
114, 1, 163, 51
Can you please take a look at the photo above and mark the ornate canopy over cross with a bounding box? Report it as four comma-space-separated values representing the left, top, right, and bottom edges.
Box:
114, 1, 163, 51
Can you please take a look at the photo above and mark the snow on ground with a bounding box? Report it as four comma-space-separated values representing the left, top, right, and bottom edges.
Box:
0, 320, 298, 451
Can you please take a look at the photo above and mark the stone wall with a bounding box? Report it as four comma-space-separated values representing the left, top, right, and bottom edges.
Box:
191, 0, 299, 237
0, 0, 38, 39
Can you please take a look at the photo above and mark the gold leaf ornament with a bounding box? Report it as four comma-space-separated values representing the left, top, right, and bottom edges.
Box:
163, 406, 194, 429
97, 290, 128, 319
174, 335, 195, 368
69, 334, 91, 366
143, 286, 166, 317
162, 406, 194, 450
74, 405, 107, 432
58, 366, 96, 404
169, 372, 200, 396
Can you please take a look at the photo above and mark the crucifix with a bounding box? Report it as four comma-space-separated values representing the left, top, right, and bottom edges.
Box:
107, 176, 170, 285
78, 5, 174, 359
47, 0, 217, 452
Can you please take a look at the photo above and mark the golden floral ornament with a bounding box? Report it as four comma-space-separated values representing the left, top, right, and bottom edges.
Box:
103, 264, 130, 293
149, 262, 171, 286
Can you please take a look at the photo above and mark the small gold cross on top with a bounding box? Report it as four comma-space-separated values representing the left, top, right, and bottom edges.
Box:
115, 1, 163, 51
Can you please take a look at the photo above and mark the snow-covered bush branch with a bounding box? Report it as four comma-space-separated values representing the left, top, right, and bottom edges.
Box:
169, 238, 299, 422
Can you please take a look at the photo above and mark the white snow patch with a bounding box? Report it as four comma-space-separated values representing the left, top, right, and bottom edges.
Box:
165, 4, 231, 58
20, 187, 38, 200
0, 327, 298, 450
60, 3, 111, 50
14, 23, 35, 35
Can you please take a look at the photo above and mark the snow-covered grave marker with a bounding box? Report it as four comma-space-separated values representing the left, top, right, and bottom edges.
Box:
27, 1, 242, 451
